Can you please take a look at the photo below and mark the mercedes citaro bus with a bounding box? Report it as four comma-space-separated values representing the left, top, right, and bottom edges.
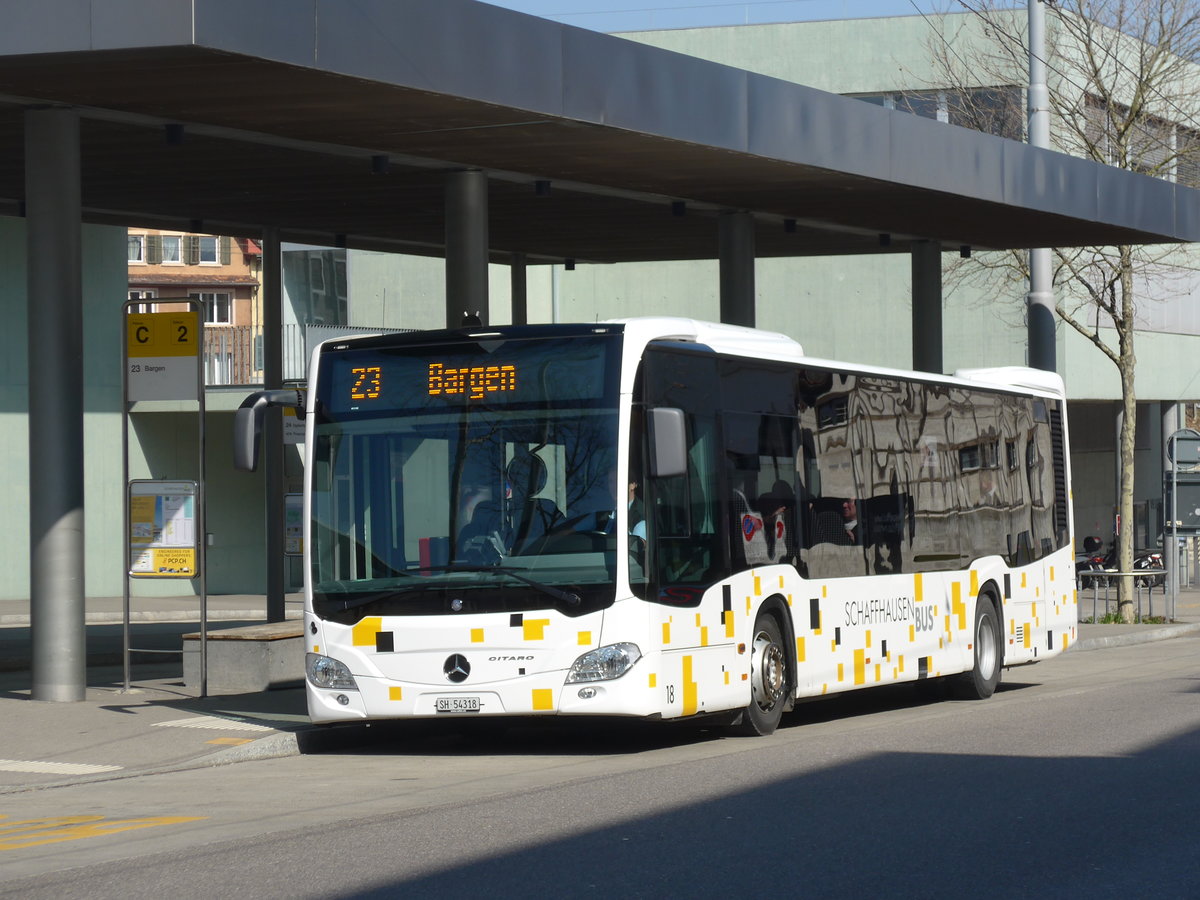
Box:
235, 318, 1075, 734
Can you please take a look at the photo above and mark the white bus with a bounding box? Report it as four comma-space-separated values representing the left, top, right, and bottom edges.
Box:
235, 317, 1077, 734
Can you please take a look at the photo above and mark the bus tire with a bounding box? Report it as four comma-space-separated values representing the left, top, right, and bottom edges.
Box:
953, 593, 1002, 700
732, 612, 789, 736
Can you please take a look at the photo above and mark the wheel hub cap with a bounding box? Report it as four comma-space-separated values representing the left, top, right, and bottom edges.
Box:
752, 631, 785, 710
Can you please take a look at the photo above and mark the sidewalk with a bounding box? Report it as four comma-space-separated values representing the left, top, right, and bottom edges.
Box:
1073, 580, 1200, 649
0, 593, 304, 673
0, 584, 1198, 796
0, 593, 309, 796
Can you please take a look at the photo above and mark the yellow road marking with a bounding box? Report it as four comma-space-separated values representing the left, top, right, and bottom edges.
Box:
205, 737, 253, 746
0, 814, 205, 850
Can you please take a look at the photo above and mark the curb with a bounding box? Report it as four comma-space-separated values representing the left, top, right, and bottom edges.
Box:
1071, 622, 1200, 652
0, 728, 306, 795
204, 729, 302, 766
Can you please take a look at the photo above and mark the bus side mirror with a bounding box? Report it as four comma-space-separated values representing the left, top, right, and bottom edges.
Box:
234, 389, 305, 472
648, 407, 687, 478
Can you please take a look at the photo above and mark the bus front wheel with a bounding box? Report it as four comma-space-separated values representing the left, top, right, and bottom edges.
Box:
733, 613, 788, 736
953, 594, 1001, 700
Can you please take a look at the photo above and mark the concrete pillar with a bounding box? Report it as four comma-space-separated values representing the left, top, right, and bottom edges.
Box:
911, 240, 944, 374
510, 252, 527, 325
719, 211, 755, 328
262, 227, 286, 623
26, 108, 85, 701
445, 170, 489, 327
1027, 250, 1056, 371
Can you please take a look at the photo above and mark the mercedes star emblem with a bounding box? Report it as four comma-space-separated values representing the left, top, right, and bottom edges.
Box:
444, 654, 470, 683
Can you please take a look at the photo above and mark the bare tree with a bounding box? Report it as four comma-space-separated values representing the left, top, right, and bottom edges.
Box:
924, 0, 1200, 622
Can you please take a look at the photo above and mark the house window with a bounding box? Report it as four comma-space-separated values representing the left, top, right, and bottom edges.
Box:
190, 291, 231, 325
161, 235, 182, 264
128, 234, 145, 264
959, 444, 982, 472
199, 236, 219, 264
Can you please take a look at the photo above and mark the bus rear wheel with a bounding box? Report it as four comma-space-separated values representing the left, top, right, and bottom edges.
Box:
732, 613, 788, 736
953, 594, 1001, 700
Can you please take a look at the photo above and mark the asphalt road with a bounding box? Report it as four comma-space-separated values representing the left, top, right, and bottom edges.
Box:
3, 636, 1200, 899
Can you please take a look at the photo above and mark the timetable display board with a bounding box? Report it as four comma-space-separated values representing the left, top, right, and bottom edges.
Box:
128, 480, 198, 578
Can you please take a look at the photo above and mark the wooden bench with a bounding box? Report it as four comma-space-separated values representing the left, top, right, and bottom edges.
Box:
182, 620, 305, 693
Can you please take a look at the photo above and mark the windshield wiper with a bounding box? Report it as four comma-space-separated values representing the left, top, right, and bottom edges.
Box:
419, 563, 581, 607
318, 572, 419, 615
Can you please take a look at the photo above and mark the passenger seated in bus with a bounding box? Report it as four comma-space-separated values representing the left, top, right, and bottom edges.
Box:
564, 470, 646, 539
627, 474, 647, 540
810, 496, 860, 546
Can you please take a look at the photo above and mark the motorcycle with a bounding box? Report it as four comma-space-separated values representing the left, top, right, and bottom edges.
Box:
1133, 548, 1165, 588
1075, 535, 1108, 590
1075, 535, 1165, 590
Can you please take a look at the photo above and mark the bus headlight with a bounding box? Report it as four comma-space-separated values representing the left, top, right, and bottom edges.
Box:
565, 643, 642, 683
306, 653, 358, 690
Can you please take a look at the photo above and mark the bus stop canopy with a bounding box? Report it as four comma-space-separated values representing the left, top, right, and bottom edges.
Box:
0, 0, 1196, 264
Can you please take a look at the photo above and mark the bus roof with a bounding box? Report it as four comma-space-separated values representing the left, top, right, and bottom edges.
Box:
609, 317, 1065, 400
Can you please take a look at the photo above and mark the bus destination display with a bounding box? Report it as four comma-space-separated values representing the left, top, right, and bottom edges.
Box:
427, 362, 516, 400
348, 362, 518, 404
324, 335, 615, 415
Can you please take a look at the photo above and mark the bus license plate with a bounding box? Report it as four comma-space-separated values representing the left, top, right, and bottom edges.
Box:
436, 696, 480, 714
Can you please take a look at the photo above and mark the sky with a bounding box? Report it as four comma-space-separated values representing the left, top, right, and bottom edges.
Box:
482, 0, 993, 33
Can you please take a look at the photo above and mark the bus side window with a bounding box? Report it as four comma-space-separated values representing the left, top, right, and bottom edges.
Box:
723, 411, 796, 571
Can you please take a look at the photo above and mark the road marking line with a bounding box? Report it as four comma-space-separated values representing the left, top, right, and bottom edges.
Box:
205, 737, 253, 746
0, 759, 122, 775
0, 815, 204, 850
153, 716, 273, 732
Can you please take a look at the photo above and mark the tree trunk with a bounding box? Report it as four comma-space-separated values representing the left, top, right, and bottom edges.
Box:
1117, 247, 1137, 623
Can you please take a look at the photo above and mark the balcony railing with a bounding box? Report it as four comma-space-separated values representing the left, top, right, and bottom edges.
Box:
203, 324, 406, 387
202, 324, 306, 386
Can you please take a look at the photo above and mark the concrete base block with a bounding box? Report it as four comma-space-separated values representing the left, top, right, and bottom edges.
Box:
182, 620, 304, 693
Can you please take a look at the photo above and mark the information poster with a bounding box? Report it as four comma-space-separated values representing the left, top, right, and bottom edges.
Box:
285, 493, 303, 556
129, 480, 198, 578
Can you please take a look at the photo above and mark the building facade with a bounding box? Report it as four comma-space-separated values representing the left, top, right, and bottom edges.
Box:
127, 230, 264, 385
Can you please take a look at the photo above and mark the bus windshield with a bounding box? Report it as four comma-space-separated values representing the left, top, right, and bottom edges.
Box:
309, 331, 622, 623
